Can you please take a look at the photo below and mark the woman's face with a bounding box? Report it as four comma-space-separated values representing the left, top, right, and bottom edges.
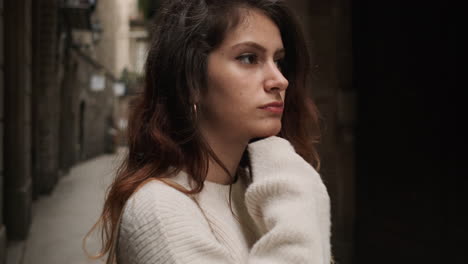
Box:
199, 8, 288, 143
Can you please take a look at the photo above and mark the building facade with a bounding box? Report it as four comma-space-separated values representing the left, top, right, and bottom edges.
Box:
0, 0, 135, 261
0, 0, 5, 259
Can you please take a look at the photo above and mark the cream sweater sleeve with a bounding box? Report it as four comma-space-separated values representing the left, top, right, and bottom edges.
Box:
246, 136, 331, 264
117, 136, 331, 264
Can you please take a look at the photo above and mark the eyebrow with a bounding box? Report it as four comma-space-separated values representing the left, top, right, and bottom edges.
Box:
231, 41, 285, 55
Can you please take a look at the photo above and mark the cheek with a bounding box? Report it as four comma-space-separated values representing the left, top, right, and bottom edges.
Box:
204, 56, 266, 128
209, 90, 250, 118
207, 71, 254, 109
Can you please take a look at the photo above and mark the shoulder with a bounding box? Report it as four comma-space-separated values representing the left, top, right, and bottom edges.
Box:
119, 179, 216, 246
127, 179, 191, 208
121, 180, 201, 228
117, 180, 226, 263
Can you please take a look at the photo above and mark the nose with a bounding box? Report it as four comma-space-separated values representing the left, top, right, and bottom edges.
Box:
264, 62, 289, 93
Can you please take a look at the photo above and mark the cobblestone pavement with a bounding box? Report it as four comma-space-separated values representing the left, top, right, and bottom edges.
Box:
7, 149, 126, 264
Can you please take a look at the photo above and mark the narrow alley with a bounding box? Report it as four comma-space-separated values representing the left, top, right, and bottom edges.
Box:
7, 150, 125, 264
1, 1, 459, 264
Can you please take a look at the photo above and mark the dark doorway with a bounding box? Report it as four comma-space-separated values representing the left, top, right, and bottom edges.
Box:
353, 1, 462, 263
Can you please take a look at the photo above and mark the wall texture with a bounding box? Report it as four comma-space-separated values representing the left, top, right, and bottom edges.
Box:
3, 0, 33, 241
0, 1, 119, 261
287, 0, 355, 263
31, 0, 61, 196
0, 0, 6, 260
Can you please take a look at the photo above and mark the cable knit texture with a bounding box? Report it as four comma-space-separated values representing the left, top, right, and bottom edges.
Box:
117, 136, 331, 264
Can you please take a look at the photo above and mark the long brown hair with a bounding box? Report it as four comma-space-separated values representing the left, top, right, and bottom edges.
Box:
86, 0, 321, 262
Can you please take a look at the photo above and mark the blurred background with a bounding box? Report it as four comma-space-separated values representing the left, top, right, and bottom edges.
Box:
0, 0, 462, 263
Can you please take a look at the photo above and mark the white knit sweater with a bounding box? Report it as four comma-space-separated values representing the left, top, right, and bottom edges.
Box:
117, 136, 331, 264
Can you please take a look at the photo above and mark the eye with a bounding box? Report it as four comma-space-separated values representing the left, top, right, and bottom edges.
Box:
274, 58, 285, 71
236, 54, 258, 64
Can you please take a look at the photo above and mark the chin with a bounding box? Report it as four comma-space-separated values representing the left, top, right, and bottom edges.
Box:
251, 122, 282, 138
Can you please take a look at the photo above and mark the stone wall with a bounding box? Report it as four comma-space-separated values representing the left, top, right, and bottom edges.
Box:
0, 0, 6, 260
58, 48, 117, 164
31, 0, 61, 196
287, 0, 355, 263
0, 1, 118, 262
3, 0, 33, 242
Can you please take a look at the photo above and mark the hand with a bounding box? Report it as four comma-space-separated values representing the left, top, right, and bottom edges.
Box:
247, 136, 326, 191
248, 136, 301, 165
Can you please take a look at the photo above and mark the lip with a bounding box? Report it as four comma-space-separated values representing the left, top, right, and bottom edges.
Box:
259, 101, 284, 114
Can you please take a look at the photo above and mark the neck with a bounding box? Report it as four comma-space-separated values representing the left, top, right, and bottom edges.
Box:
199, 127, 248, 185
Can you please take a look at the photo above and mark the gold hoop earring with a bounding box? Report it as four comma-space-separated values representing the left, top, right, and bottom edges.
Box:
192, 103, 198, 120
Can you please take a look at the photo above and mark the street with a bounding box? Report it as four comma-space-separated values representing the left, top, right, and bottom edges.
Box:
7, 150, 126, 264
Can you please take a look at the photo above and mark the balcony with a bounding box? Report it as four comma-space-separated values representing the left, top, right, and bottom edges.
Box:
61, 0, 98, 30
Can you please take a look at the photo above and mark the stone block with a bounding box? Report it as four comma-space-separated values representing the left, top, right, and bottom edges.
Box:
0, 70, 3, 119
337, 89, 356, 126
0, 224, 6, 264
0, 15, 3, 66
0, 123, 3, 171
4, 178, 32, 240
0, 168, 3, 222
24, 93, 31, 124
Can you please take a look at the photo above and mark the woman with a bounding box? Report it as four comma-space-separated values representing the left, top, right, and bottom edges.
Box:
88, 0, 332, 263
